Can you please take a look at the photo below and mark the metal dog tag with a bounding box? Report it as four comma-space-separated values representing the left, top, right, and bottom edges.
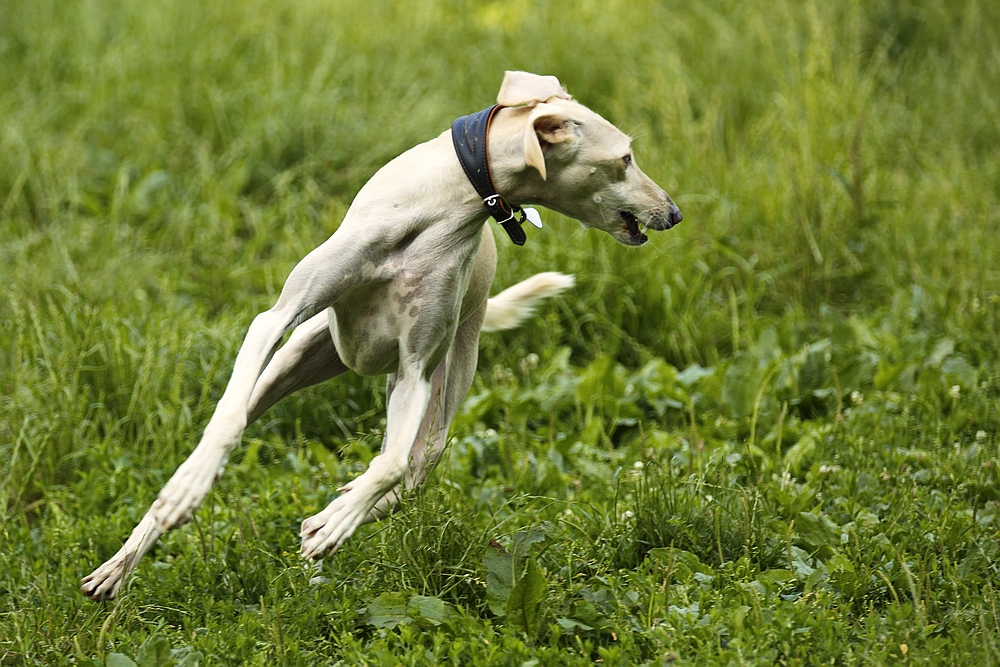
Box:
522, 207, 543, 228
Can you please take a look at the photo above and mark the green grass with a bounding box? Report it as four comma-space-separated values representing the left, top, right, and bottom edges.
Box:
2, 0, 1000, 663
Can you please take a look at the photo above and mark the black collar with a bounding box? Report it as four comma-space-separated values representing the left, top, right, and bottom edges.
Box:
451, 105, 530, 246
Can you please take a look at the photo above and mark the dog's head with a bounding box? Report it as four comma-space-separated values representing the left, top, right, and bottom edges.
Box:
498, 71, 682, 246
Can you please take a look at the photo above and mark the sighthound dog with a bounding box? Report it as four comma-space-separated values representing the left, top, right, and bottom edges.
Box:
82, 71, 682, 600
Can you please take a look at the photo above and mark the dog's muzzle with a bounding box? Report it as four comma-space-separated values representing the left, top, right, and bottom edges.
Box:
620, 203, 683, 242
618, 210, 648, 245
658, 189, 683, 228
668, 206, 683, 226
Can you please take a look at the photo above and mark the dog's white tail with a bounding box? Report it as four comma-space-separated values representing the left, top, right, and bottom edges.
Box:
482, 272, 575, 332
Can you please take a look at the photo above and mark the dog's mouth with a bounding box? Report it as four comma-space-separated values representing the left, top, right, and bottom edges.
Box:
617, 210, 648, 246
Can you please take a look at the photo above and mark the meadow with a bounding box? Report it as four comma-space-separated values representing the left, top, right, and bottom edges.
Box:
2, 0, 1000, 663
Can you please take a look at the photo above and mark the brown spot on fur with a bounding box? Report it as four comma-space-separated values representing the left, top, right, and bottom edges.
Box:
392, 282, 423, 315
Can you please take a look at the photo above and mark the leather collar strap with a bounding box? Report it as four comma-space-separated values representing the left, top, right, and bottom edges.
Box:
451, 104, 528, 246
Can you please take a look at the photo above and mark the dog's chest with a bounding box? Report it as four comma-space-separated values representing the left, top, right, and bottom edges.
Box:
326, 270, 458, 376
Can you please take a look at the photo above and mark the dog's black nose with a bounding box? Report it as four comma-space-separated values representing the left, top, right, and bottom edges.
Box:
669, 207, 683, 226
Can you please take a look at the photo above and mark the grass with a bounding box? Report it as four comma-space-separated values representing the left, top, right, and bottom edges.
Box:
2, 0, 1000, 663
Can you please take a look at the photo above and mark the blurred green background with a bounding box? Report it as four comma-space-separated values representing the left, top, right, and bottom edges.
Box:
2, 0, 999, 663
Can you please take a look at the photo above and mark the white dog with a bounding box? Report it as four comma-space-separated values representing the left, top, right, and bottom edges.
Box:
82, 71, 682, 600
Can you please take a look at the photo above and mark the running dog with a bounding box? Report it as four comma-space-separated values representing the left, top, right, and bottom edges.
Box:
82, 71, 682, 600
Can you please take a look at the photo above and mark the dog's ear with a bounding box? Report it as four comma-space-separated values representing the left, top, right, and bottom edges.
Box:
523, 103, 578, 181
498, 71, 572, 107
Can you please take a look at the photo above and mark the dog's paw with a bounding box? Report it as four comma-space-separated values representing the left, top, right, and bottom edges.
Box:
81, 553, 133, 601
299, 492, 369, 559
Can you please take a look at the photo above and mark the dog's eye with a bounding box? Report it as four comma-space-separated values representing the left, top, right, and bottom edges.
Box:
622, 153, 633, 168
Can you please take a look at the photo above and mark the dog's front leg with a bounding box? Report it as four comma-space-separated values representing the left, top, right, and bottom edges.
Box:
83, 237, 363, 600
300, 363, 433, 558
81, 318, 316, 600
147, 304, 341, 532
81, 309, 312, 600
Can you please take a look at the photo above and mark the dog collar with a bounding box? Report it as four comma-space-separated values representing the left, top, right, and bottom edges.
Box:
451, 105, 541, 246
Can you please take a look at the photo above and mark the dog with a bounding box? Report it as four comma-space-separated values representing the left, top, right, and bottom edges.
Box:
82, 71, 682, 600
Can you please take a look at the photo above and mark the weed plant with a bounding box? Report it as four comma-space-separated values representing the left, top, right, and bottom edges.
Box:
2, 0, 1000, 663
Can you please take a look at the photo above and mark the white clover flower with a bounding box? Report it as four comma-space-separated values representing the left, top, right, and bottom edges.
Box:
850, 391, 864, 406
949, 385, 961, 399
976, 430, 987, 442
519, 353, 540, 374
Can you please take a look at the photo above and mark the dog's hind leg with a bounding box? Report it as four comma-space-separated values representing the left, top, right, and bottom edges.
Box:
298, 295, 482, 557
365, 362, 447, 520
300, 354, 435, 557
372, 271, 574, 514
368, 299, 487, 520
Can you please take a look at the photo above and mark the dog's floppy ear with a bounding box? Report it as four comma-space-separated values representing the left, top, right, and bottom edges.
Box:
498, 71, 572, 107
523, 103, 579, 181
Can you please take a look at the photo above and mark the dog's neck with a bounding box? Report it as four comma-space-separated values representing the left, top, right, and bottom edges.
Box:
342, 106, 565, 247
434, 104, 569, 246
483, 106, 566, 214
